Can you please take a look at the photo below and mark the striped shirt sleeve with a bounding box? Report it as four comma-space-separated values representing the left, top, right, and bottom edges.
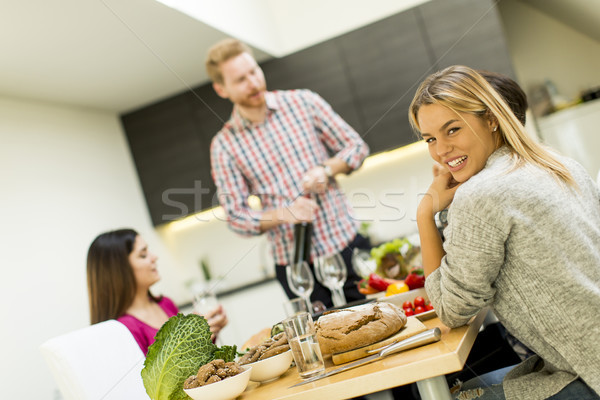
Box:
305, 90, 369, 171
210, 133, 262, 236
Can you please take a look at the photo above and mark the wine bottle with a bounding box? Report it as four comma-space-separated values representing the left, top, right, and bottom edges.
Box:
293, 221, 313, 265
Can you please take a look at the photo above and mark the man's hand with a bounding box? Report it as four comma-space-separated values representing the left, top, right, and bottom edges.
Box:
258, 196, 317, 232
302, 166, 329, 194
284, 196, 318, 223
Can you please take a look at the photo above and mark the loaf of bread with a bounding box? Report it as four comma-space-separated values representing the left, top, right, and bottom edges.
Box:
315, 302, 407, 354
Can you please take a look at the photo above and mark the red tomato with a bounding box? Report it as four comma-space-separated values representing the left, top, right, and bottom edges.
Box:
414, 305, 426, 314
425, 303, 434, 311
402, 301, 413, 309
404, 308, 415, 316
414, 296, 426, 308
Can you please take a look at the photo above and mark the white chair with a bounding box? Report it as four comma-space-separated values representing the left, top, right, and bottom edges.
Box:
40, 320, 149, 400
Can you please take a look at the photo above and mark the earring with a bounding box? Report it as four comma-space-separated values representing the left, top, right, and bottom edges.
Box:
493, 126, 498, 132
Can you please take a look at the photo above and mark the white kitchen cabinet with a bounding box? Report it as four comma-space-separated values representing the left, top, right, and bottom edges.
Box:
536, 99, 600, 178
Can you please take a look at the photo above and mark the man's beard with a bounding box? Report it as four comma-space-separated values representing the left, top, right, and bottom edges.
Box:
237, 89, 266, 108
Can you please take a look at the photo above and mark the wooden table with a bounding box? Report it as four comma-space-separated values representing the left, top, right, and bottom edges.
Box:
238, 310, 487, 400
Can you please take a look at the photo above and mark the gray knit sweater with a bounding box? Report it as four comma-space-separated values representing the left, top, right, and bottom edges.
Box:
425, 146, 600, 400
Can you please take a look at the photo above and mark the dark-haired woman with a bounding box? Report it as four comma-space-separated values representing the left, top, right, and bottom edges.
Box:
87, 228, 227, 354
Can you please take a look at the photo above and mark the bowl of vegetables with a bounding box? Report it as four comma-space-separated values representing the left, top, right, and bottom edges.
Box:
378, 288, 436, 320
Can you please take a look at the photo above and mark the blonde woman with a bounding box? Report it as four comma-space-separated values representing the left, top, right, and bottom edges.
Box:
409, 65, 600, 400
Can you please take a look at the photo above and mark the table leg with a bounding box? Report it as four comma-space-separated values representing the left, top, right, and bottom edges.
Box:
416, 375, 452, 400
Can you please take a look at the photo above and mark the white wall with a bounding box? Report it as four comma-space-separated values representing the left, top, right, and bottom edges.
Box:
0, 96, 182, 400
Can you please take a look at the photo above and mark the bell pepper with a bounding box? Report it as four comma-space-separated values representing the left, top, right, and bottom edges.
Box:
385, 281, 410, 296
404, 268, 426, 290
368, 273, 390, 292
357, 278, 379, 295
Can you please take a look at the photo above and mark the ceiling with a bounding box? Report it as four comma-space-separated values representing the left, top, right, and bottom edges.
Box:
520, 0, 600, 43
0, 0, 271, 113
1, 0, 598, 114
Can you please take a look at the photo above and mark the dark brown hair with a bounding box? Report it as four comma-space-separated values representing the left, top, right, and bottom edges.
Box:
86, 228, 160, 324
478, 70, 528, 125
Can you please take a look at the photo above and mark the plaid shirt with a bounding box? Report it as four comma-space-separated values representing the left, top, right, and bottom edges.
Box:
210, 89, 369, 265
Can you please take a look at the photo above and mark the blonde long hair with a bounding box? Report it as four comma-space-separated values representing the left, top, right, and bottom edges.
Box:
408, 65, 575, 186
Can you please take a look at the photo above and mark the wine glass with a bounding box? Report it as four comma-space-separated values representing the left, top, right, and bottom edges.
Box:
314, 252, 347, 307
351, 248, 376, 279
285, 261, 314, 313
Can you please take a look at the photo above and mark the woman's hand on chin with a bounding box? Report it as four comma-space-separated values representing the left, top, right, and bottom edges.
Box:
420, 170, 462, 216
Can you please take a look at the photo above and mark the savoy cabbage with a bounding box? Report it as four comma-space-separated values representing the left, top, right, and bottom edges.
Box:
141, 313, 216, 400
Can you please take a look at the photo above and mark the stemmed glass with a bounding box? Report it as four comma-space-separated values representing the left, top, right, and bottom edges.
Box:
285, 261, 315, 314
314, 252, 347, 307
351, 248, 376, 278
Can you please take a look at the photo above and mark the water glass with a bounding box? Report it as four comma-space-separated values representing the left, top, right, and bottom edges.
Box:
193, 290, 218, 316
283, 297, 309, 317
282, 312, 325, 379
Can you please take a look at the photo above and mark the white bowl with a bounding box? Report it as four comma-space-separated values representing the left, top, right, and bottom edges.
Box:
183, 365, 251, 400
377, 288, 436, 320
246, 349, 293, 383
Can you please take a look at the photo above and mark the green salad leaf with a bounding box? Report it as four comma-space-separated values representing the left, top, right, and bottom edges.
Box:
370, 238, 411, 267
142, 313, 216, 400
213, 344, 241, 362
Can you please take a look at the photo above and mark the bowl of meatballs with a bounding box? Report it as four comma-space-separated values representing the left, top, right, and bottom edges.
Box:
238, 332, 293, 383
183, 359, 251, 400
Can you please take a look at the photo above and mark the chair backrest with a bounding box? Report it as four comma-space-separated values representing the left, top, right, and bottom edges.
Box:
40, 320, 149, 400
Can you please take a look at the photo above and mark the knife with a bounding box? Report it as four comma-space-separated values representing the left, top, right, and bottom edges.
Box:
289, 327, 441, 388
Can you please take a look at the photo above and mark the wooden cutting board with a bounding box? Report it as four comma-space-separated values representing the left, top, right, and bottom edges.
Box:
331, 317, 428, 365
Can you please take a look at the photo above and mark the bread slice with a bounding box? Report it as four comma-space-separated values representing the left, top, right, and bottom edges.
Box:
315, 302, 407, 354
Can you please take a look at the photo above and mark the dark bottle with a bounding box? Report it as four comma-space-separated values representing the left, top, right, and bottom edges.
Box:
293, 221, 313, 265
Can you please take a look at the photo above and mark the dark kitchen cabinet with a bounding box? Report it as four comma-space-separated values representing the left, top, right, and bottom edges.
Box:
261, 40, 363, 134
417, 0, 515, 78
336, 9, 431, 153
122, 88, 231, 226
121, 0, 515, 225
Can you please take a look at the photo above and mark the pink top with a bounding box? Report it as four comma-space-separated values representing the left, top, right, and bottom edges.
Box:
117, 296, 179, 355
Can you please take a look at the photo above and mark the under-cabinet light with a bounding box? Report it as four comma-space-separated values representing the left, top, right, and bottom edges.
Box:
164, 140, 427, 233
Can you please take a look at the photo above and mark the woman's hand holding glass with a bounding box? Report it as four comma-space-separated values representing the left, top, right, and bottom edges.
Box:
314, 252, 347, 307
286, 261, 315, 314
202, 304, 228, 342
193, 290, 228, 342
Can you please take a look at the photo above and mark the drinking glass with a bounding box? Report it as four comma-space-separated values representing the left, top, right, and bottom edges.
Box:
314, 252, 347, 307
285, 261, 314, 314
282, 311, 325, 379
351, 248, 376, 278
283, 297, 309, 317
